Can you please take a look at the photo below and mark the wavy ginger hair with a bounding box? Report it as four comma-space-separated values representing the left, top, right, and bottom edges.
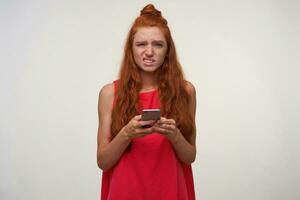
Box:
111, 4, 195, 140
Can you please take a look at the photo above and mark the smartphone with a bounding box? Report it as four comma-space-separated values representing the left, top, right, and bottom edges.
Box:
141, 109, 160, 121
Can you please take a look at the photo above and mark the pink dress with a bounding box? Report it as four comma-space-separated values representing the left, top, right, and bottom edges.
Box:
100, 80, 195, 200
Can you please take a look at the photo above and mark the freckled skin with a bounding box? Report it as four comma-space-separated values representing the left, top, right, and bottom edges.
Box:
132, 27, 168, 72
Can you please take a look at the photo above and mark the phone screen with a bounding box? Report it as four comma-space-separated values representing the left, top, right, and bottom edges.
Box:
141, 109, 160, 121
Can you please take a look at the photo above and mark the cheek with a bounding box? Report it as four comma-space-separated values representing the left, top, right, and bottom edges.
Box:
132, 49, 141, 62
158, 51, 167, 61
156, 55, 166, 67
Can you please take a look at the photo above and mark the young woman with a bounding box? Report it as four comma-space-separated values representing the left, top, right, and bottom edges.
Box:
97, 4, 197, 200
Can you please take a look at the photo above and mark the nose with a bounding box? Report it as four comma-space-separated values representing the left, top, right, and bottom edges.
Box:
145, 45, 154, 57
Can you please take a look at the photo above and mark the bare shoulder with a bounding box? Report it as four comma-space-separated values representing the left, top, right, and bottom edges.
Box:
99, 83, 114, 98
184, 80, 196, 97
98, 83, 115, 109
97, 83, 115, 152
98, 82, 114, 110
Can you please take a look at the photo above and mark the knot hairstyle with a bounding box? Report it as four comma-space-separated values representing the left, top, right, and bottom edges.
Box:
111, 4, 195, 141
140, 4, 162, 18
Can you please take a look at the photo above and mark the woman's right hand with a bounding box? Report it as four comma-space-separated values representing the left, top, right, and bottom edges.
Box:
122, 115, 155, 140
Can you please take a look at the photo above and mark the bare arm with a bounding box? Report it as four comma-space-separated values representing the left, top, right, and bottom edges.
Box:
97, 83, 131, 171
97, 83, 156, 171
168, 127, 196, 164
152, 81, 197, 164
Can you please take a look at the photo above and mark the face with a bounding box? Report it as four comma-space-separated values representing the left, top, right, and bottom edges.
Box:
132, 27, 168, 73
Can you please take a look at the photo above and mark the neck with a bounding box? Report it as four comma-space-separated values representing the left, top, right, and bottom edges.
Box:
140, 71, 158, 91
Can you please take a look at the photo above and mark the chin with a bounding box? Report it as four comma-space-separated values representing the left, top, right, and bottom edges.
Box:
140, 66, 160, 73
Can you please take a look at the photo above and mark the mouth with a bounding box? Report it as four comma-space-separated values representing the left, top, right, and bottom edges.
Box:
143, 58, 155, 64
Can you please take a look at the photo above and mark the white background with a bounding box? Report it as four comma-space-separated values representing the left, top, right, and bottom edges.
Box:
1, 0, 299, 199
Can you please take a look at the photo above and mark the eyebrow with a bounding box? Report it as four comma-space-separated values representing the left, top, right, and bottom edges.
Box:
135, 40, 166, 43
152, 40, 165, 43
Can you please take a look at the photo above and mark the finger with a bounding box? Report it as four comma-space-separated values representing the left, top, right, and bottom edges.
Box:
134, 115, 142, 120
139, 120, 156, 126
156, 119, 166, 125
143, 127, 154, 134
154, 123, 175, 130
152, 126, 171, 135
169, 119, 176, 124
164, 118, 176, 125
158, 117, 167, 123
132, 121, 140, 129
156, 119, 176, 126
136, 127, 153, 134
153, 125, 176, 135
158, 117, 174, 123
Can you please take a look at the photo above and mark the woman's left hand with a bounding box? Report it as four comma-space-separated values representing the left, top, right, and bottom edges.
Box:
152, 117, 180, 142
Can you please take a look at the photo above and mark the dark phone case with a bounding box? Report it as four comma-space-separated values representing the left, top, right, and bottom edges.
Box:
141, 110, 160, 121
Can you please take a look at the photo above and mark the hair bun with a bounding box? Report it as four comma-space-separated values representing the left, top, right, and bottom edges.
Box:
140, 4, 161, 16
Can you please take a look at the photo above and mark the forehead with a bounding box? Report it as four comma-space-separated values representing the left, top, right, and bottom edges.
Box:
133, 27, 166, 42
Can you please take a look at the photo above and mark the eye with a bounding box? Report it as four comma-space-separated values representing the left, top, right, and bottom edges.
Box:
136, 42, 146, 46
154, 43, 164, 47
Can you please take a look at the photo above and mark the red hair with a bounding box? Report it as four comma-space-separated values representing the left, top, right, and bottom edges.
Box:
111, 4, 195, 140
